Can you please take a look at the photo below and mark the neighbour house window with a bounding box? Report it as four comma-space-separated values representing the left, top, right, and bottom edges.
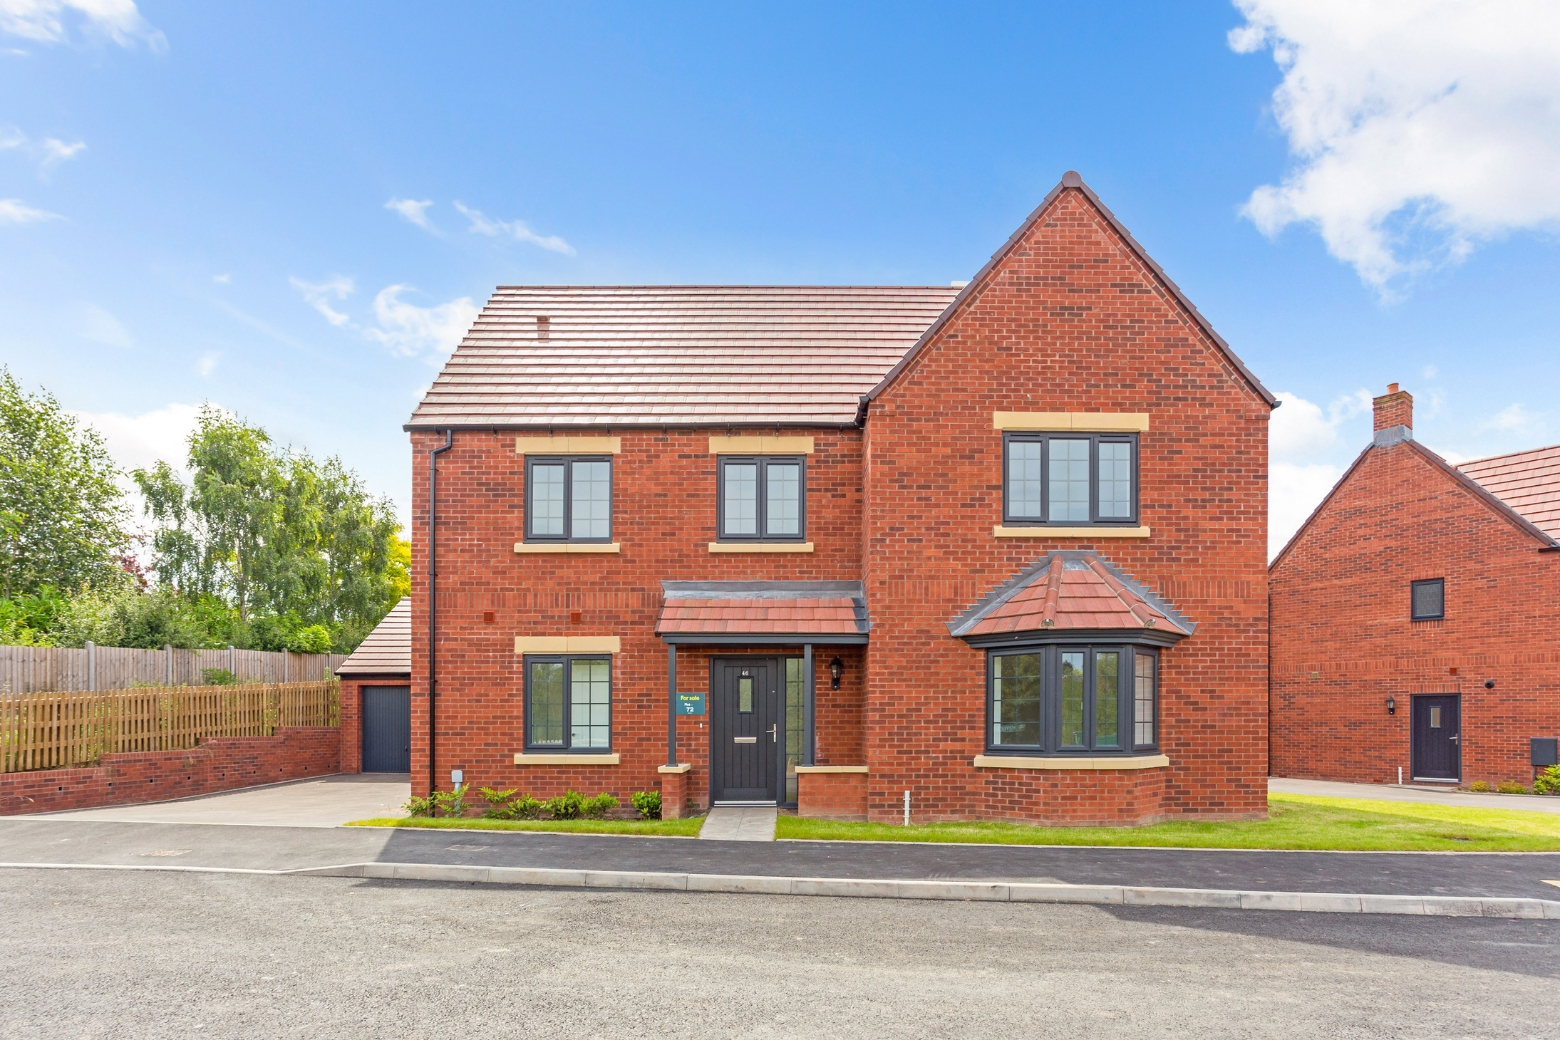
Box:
988, 645, 1157, 754
525, 457, 613, 542
1411, 579, 1445, 621
525, 656, 612, 751
717, 456, 806, 541
1003, 433, 1138, 525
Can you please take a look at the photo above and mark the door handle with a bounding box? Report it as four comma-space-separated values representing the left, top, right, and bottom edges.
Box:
768, 724, 778, 742
1449, 735, 1460, 743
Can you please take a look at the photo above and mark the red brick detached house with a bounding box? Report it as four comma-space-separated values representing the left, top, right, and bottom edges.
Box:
1270, 385, 1560, 788
404, 172, 1276, 825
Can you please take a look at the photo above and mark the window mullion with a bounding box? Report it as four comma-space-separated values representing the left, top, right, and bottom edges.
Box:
756, 457, 768, 539
1039, 435, 1050, 523
1088, 436, 1100, 525
562, 459, 574, 540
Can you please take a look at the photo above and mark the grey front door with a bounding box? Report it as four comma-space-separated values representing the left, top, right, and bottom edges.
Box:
711, 659, 780, 803
362, 685, 411, 773
1411, 694, 1460, 781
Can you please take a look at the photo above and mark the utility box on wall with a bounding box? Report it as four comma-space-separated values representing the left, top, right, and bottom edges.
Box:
1530, 738, 1558, 767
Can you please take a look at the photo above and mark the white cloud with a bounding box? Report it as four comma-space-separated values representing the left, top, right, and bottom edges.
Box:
211, 273, 230, 284
0, 0, 166, 50
386, 197, 435, 231
0, 197, 61, 223
453, 201, 575, 255
196, 353, 218, 377
0, 127, 85, 174
1269, 388, 1372, 462
289, 274, 354, 327
364, 285, 478, 359
1271, 461, 1345, 559
1481, 402, 1531, 431
1267, 388, 1375, 559
1230, 0, 1560, 294
80, 303, 132, 348
72, 401, 202, 476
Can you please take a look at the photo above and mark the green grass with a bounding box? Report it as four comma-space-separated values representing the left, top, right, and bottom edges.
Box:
774, 794, 1560, 852
345, 815, 705, 836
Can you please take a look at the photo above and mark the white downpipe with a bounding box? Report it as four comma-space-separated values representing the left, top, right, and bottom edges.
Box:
903, 790, 911, 826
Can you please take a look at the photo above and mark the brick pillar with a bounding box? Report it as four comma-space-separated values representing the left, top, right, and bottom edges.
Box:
1373, 383, 1413, 433
658, 764, 691, 819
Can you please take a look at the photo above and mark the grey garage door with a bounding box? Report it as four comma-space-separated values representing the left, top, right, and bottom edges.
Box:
362, 686, 411, 773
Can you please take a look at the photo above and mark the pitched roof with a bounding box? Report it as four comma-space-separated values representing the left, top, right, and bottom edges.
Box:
948, 552, 1194, 641
863, 171, 1276, 413
1459, 443, 1560, 539
334, 598, 410, 676
405, 286, 959, 430
656, 581, 869, 640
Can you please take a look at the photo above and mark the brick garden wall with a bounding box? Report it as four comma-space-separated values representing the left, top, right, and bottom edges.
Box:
1270, 437, 1560, 787
860, 185, 1272, 824
0, 726, 341, 815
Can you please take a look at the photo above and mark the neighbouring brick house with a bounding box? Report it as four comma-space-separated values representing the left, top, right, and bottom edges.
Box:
1270, 385, 1560, 788
401, 171, 1276, 825
335, 597, 411, 774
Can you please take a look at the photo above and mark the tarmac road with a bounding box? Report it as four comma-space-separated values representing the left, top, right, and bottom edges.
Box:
2, 868, 1556, 1040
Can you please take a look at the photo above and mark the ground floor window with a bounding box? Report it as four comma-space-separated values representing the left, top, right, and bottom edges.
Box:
988, 645, 1157, 755
524, 655, 612, 751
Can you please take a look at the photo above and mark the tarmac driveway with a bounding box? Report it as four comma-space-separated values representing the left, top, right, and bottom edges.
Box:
25, 772, 410, 828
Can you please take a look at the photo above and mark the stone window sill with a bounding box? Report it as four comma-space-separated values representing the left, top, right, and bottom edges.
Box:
515, 542, 621, 554
707, 542, 814, 554
993, 526, 1149, 539
658, 763, 692, 774
794, 765, 868, 774
513, 753, 622, 766
972, 754, 1169, 771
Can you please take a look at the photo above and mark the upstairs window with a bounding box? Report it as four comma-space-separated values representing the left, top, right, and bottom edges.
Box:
1003, 433, 1138, 526
524, 456, 612, 543
988, 644, 1158, 755
717, 456, 806, 541
1411, 578, 1445, 621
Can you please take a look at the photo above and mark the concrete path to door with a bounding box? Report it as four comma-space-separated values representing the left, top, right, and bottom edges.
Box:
27, 773, 411, 828
698, 806, 777, 841
1271, 776, 1560, 815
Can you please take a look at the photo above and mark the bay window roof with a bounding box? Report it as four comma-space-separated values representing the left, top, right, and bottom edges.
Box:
948, 552, 1193, 643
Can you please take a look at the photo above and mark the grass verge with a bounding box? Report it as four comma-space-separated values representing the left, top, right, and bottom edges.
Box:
344, 816, 704, 837
774, 794, 1560, 851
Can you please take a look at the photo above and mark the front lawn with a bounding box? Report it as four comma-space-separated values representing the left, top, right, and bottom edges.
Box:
774, 794, 1560, 852
345, 816, 705, 837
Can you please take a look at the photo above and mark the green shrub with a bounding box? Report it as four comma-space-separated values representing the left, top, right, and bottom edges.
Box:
480, 787, 519, 820
543, 789, 586, 820
201, 668, 238, 686
582, 793, 618, 819
631, 790, 662, 820
402, 794, 436, 818
1496, 780, 1530, 795
510, 794, 543, 819
434, 783, 469, 818
1533, 766, 1560, 795
1468, 780, 1491, 792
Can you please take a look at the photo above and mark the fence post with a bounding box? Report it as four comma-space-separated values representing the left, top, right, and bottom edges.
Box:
86, 641, 95, 692
165, 644, 173, 686
227, 644, 235, 682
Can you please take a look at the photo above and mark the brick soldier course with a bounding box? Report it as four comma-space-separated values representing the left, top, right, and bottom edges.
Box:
402, 171, 1276, 825
1270, 385, 1560, 788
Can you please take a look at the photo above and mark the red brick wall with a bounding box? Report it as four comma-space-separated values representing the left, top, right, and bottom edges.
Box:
409, 429, 868, 805
860, 185, 1271, 823
0, 727, 340, 815
1270, 439, 1560, 786
797, 771, 868, 820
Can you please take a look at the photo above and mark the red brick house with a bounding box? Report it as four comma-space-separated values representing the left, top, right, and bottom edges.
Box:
395, 171, 1275, 825
1270, 386, 1560, 787
334, 597, 410, 774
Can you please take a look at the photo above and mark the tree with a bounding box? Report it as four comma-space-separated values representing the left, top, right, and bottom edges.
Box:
0, 369, 130, 599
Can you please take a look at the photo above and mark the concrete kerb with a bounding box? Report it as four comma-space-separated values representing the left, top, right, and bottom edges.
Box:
5, 860, 1560, 918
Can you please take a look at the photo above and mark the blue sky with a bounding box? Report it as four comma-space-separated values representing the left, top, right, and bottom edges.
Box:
3, 1, 1558, 557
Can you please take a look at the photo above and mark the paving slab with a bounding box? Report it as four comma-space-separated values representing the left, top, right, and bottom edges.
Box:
1271, 776, 1560, 813
698, 806, 776, 840
24, 773, 411, 828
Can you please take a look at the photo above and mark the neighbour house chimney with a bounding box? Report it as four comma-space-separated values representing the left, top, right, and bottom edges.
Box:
1373, 382, 1413, 447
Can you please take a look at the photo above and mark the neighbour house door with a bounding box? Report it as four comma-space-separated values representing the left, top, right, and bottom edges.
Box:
1411, 694, 1460, 782
362, 685, 412, 773
711, 658, 781, 803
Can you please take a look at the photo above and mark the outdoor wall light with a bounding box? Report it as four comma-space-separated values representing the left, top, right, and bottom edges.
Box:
1386, 696, 1396, 715
1485, 679, 1496, 689
829, 656, 844, 690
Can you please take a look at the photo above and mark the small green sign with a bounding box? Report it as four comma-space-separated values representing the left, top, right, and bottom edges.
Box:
677, 692, 706, 716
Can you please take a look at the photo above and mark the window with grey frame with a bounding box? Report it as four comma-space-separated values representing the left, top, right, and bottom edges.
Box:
524, 655, 612, 751
524, 456, 613, 542
1410, 578, 1444, 621
717, 455, 806, 541
1003, 433, 1138, 526
987, 644, 1157, 755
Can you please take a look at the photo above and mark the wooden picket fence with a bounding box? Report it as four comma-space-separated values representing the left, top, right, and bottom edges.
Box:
0, 680, 340, 773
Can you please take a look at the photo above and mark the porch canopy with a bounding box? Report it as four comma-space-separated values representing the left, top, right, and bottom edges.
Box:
655, 580, 870, 768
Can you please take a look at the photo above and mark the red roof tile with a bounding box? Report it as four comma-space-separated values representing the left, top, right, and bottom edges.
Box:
948, 554, 1193, 640
406, 286, 960, 429
656, 581, 869, 638
1459, 443, 1560, 540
